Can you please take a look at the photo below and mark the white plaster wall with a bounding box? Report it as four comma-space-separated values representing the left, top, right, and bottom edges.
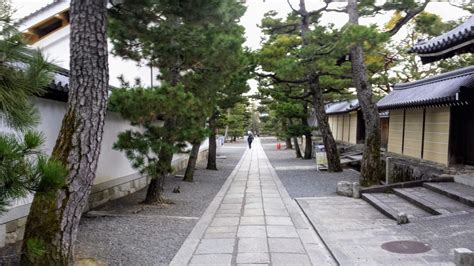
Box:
94, 112, 140, 184
28, 16, 159, 87
32, 98, 138, 185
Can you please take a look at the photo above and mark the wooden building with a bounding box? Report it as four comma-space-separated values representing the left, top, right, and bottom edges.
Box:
326, 100, 390, 147
378, 66, 474, 166
379, 15, 474, 166
326, 99, 364, 145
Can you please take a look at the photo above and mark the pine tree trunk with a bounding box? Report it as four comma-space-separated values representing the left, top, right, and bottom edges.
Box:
183, 142, 201, 182
298, 0, 341, 171
288, 119, 302, 158
293, 136, 302, 158
285, 137, 292, 149
207, 111, 218, 170
144, 144, 173, 204
304, 132, 312, 159
223, 108, 230, 143
282, 120, 292, 149
21, 1, 109, 264
308, 75, 342, 172
301, 109, 312, 159
348, 0, 383, 186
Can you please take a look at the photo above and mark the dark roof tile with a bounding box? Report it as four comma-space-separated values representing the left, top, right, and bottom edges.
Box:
325, 99, 359, 114
410, 16, 474, 64
377, 66, 474, 109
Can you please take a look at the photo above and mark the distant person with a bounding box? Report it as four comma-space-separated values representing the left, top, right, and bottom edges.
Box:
247, 134, 254, 149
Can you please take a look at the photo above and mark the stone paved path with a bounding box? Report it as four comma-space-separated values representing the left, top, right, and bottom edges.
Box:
297, 196, 455, 265
170, 139, 335, 265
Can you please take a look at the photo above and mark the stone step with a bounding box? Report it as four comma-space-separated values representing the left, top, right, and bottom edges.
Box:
361, 193, 398, 220
393, 187, 471, 215
361, 193, 431, 222
454, 175, 474, 188
424, 182, 474, 207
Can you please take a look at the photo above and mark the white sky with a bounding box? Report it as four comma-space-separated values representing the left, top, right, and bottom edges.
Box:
12, 0, 469, 49
11, 0, 471, 93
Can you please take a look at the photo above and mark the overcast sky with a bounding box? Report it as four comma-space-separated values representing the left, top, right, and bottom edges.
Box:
12, 0, 470, 50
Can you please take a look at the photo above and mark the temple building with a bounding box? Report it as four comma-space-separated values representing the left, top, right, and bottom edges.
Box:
378, 15, 474, 166
326, 99, 390, 148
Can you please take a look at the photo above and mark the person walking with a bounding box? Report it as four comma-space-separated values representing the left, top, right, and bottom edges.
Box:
247, 133, 254, 149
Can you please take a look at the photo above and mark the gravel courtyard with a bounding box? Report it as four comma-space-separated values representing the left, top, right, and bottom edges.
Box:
260, 137, 360, 198
75, 141, 246, 265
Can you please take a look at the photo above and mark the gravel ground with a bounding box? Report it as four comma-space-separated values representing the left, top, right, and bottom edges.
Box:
75, 141, 246, 265
260, 137, 360, 198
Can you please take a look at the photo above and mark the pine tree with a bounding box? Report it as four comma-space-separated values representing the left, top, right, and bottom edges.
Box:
341, 0, 429, 186
108, 0, 248, 182
0, 1, 52, 129
256, 0, 352, 167
220, 102, 251, 142
206, 58, 251, 171
22, 0, 110, 264
0, 1, 65, 214
109, 84, 205, 201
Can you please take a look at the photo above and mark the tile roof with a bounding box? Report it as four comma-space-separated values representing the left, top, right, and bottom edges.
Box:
410, 16, 474, 64
325, 99, 359, 114
41, 66, 69, 102
377, 65, 474, 110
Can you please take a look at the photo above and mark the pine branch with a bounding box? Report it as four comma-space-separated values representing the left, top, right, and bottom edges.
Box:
267, 23, 299, 34
256, 72, 309, 84
385, 0, 431, 36
307, 0, 335, 17
287, 0, 302, 15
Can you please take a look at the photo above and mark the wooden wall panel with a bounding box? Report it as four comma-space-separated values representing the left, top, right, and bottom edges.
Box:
423, 107, 450, 165
388, 109, 403, 154
337, 115, 344, 141
349, 113, 357, 144
328, 116, 335, 137
343, 114, 350, 142
403, 109, 423, 158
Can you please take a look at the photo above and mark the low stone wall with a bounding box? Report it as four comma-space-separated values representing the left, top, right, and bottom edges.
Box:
385, 153, 446, 184
0, 148, 208, 255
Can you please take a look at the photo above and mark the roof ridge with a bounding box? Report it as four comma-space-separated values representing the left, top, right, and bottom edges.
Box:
394, 65, 474, 90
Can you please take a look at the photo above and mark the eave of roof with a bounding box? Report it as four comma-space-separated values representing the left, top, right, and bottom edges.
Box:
325, 99, 359, 115
377, 65, 474, 110
15, 1, 65, 26
41, 65, 116, 102
409, 16, 474, 64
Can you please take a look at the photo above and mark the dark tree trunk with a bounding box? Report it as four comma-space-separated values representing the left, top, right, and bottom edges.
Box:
301, 105, 312, 159
289, 119, 302, 158
21, 0, 109, 264
298, 0, 341, 171
282, 120, 292, 149
293, 136, 302, 158
304, 132, 312, 159
308, 76, 342, 172
207, 110, 218, 170
144, 144, 173, 204
348, 0, 383, 186
285, 137, 292, 149
183, 142, 201, 182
